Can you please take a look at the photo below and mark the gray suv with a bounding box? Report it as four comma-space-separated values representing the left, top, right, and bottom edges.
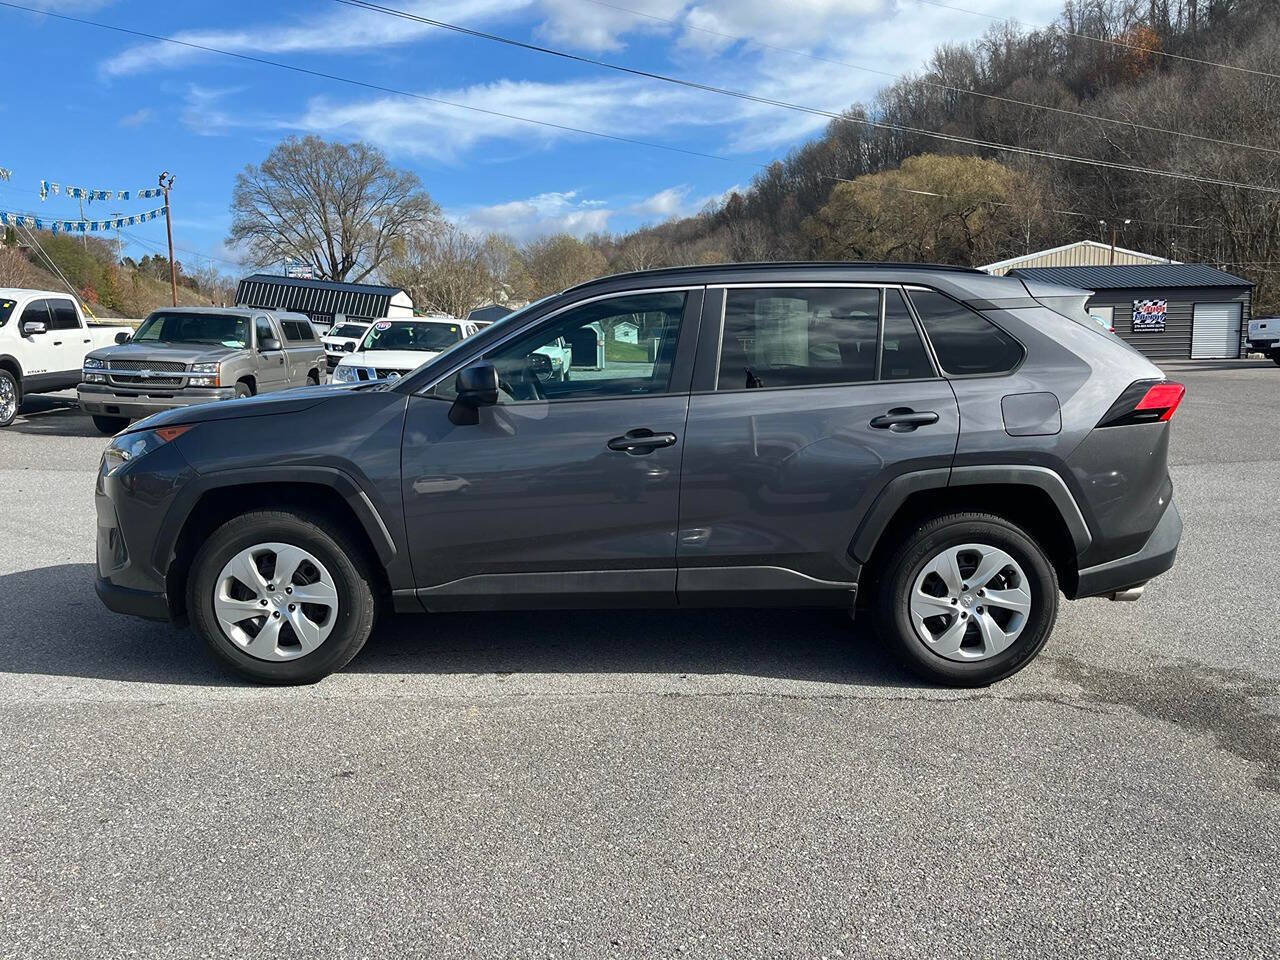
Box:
79, 306, 325, 434
93, 263, 1183, 685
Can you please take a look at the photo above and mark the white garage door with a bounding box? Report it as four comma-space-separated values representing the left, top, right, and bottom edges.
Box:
1191, 302, 1242, 359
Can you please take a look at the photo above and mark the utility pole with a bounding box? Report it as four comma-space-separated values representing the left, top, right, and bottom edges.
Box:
1109, 218, 1132, 265
159, 171, 177, 306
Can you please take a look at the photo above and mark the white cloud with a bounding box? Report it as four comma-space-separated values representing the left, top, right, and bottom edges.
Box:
631, 185, 691, 219
118, 107, 153, 127
103, 0, 531, 76
455, 191, 613, 240
534, 0, 684, 52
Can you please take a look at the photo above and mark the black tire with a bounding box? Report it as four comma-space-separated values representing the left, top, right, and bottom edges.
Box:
1271, 352, 1280, 367
306, 371, 320, 386
235, 380, 254, 398
91, 414, 130, 435
0, 369, 19, 428
187, 509, 377, 684
872, 511, 1058, 686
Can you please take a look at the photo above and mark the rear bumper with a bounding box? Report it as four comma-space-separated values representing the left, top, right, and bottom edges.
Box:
1072, 501, 1182, 599
79, 383, 236, 419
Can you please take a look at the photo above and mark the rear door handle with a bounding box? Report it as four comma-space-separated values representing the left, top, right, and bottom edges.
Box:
607, 428, 677, 454
870, 408, 939, 432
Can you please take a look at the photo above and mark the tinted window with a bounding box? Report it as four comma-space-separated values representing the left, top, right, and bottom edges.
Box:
135, 312, 249, 347
362, 321, 463, 352
881, 290, 934, 380
718, 287, 880, 390
255, 317, 278, 349
48, 300, 80, 330
909, 290, 1023, 375
441, 291, 687, 403
330, 323, 368, 339
0, 298, 16, 327
281, 319, 315, 342
19, 299, 50, 329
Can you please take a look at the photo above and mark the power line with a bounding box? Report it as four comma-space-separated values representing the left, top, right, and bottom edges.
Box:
910, 0, 1280, 83
578, 0, 1280, 159
333, 0, 1280, 196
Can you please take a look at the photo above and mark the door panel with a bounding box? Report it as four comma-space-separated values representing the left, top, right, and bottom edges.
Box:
17, 299, 60, 376
401, 393, 688, 603
678, 382, 959, 582
254, 316, 288, 391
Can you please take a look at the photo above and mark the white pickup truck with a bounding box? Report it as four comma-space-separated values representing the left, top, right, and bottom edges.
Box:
0, 288, 133, 427
1247, 316, 1279, 365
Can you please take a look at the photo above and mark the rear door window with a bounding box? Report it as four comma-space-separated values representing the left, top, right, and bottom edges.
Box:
881, 290, 934, 380
908, 289, 1024, 376
47, 300, 81, 330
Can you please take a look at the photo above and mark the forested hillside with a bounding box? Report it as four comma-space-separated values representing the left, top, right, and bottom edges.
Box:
588, 0, 1280, 306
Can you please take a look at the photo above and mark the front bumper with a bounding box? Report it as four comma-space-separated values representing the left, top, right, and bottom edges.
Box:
79, 382, 236, 419
95, 575, 170, 621
1073, 500, 1182, 599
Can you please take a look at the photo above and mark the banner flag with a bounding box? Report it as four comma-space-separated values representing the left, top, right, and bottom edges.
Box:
0, 205, 167, 233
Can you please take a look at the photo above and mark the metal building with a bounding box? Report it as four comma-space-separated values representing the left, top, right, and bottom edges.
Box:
983, 240, 1174, 276
1010, 263, 1254, 361
234, 274, 413, 332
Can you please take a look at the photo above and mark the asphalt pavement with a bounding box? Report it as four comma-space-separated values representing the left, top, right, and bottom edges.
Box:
1, 360, 1277, 959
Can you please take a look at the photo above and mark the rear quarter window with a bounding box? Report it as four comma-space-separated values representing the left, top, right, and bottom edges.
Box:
909, 289, 1024, 376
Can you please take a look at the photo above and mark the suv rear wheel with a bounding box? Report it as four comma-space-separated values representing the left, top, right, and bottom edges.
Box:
187, 509, 377, 683
873, 512, 1058, 686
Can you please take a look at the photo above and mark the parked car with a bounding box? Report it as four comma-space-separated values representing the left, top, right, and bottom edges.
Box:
320, 320, 372, 372
94, 263, 1184, 686
331, 316, 474, 384
0, 288, 133, 427
532, 335, 572, 382
79, 306, 325, 435
1246, 316, 1279, 364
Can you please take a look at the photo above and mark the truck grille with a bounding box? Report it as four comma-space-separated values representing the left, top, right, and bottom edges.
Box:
107, 359, 186, 388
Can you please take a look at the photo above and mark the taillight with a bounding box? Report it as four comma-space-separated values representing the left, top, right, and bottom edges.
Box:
1097, 380, 1185, 427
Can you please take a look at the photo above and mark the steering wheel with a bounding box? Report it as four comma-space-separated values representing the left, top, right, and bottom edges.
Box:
498, 361, 544, 402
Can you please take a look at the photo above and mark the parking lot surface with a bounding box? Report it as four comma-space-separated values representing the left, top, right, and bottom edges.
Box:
1, 361, 1277, 959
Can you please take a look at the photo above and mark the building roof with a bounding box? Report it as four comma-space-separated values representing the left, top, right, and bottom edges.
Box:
982, 240, 1174, 275
235, 273, 411, 320
1010, 263, 1253, 290
237, 273, 405, 297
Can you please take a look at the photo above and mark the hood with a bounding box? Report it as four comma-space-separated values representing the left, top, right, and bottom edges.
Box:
88, 341, 246, 365
339, 348, 439, 371
125, 381, 376, 432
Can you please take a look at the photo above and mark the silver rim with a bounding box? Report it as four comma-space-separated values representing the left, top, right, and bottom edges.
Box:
213, 542, 340, 661
0, 375, 15, 422
909, 543, 1032, 662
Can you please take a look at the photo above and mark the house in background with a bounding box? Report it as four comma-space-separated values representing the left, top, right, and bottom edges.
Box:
982, 240, 1175, 276
235, 274, 413, 333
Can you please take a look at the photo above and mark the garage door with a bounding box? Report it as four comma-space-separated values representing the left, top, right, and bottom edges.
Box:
1191, 302, 1242, 359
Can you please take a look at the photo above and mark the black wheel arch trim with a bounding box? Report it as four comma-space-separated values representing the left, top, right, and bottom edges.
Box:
850, 464, 1092, 565
153, 464, 400, 587
0, 354, 23, 379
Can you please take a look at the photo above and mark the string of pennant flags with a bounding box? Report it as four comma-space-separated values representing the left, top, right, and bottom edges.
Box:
40, 181, 164, 202
0, 206, 168, 233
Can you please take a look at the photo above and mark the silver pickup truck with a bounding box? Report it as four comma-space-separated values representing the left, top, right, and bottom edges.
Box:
78, 306, 325, 434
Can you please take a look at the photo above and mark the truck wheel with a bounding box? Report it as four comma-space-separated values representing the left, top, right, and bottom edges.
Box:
0, 369, 19, 427
306, 371, 320, 386
235, 381, 254, 398
91, 415, 130, 435
872, 512, 1058, 687
1272, 353, 1280, 367
187, 509, 377, 684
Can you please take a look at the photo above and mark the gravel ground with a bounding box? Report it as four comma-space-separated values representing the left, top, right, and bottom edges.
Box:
0, 360, 1277, 959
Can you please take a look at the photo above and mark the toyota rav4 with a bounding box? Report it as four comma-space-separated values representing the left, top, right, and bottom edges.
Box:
94, 263, 1183, 685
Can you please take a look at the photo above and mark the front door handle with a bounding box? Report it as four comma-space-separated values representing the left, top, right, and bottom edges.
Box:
870, 408, 939, 432
607, 428, 677, 454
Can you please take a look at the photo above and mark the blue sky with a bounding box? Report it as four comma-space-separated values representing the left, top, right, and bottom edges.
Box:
0, 0, 1062, 277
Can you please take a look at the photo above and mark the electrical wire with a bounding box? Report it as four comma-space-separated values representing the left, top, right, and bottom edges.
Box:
577, 0, 1280, 159
333, 0, 1280, 196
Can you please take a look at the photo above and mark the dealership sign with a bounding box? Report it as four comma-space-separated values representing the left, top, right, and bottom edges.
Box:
1132, 299, 1168, 333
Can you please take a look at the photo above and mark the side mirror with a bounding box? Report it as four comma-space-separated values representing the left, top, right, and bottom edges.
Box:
114, 331, 131, 345
261, 337, 282, 352
449, 361, 499, 425
343, 341, 356, 352
21, 321, 46, 336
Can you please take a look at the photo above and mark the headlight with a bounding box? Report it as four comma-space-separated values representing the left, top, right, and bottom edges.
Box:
189, 362, 220, 387
84, 357, 104, 369
333, 365, 358, 383
102, 424, 194, 474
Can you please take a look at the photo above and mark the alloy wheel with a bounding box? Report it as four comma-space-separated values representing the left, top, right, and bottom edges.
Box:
0, 377, 15, 423
212, 542, 339, 661
909, 543, 1032, 661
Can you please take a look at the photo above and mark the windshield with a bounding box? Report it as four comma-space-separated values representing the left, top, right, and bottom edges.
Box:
330, 323, 369, 339
0, 299, 14, 328
134, 312, 249, 348
361, 320, 462, 352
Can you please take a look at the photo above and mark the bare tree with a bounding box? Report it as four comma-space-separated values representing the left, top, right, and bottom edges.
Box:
383, 223, 493, 318
0, 244, 39, 288
229, 136, 439, 283
518, 234, 608, 299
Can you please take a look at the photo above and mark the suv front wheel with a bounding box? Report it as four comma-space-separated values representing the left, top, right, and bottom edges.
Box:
873, 512, 1058, 686
188, 509, 377, 683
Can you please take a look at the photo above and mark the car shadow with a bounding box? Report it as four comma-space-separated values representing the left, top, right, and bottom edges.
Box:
0, 563, 914, 689
7, 394, 107, 438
